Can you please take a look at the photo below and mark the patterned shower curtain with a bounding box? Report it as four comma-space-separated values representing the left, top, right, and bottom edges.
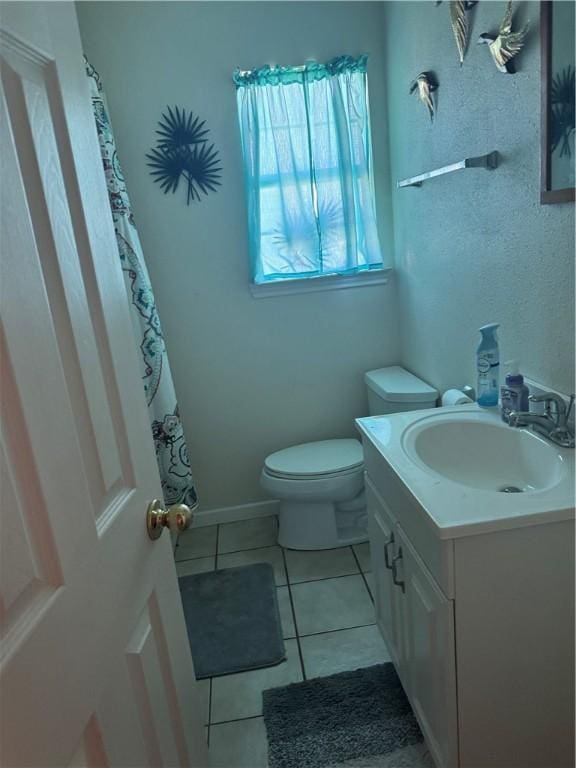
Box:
85, 59, 198, 509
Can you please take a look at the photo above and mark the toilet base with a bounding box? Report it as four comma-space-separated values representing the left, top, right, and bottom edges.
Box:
277, 496, 368, 550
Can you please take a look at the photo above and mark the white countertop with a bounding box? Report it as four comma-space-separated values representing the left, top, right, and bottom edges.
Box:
356, 405, 575, 539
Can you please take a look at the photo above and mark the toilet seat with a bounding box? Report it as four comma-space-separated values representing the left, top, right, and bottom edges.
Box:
264, 439, 363, 480
264, 464, 363, 482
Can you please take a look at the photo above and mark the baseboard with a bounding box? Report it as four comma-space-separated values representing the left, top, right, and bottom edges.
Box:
191, 499, 280, 528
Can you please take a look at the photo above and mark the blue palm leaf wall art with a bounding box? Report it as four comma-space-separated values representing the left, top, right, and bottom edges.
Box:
156, 105, 209, 149
146, 106, 222, 204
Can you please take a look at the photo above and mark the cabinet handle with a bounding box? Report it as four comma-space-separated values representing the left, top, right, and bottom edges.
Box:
384, 533, 395, 569
391, 547, 405, 592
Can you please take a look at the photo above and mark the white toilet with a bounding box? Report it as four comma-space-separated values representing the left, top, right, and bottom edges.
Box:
261, 366, 438, 550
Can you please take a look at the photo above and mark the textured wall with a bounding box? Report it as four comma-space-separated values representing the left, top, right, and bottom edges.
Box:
77, 1, 399, 511
383, 1, 575, 395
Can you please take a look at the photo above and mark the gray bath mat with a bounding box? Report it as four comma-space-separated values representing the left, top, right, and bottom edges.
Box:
263, 662, 433, 768
179, 563, 285, 679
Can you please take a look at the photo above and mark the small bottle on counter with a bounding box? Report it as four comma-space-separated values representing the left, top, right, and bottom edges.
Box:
500, 360, 530, 423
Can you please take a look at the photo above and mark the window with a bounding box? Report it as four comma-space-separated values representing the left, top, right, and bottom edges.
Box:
234, 55, 384, 289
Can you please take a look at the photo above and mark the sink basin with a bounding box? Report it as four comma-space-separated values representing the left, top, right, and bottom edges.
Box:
402, 416, 564, 492
356, 404, 574, 538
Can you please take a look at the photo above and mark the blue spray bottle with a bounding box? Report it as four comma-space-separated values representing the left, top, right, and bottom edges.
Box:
477, 323, 500, 407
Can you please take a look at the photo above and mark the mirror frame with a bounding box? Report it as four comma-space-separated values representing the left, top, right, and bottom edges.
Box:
540, 1, 575, 204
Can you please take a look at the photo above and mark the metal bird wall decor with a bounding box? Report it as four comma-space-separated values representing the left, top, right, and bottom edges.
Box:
146, 106, 222, 204
410, 72, 438, 122
436, 1, 478, 65
477, 1, 530, 74
450, 0, 478, 65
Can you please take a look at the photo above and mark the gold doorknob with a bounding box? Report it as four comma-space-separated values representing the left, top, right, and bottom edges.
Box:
146, 499, 193, 540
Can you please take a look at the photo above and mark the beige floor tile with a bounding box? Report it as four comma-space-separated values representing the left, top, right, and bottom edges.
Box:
285, 547, 359, 584
217, 545, 286, 585
365, 571, 374, 598
353, 542, 371, 572
195, 678, 211, 725
276, 586, 296, 639
210, 639, 302, 723
209, 717, 268, 768
291, 574, 375, 635
176, 525, 217, 560
300, 624, 390, 679
218, 517, 277, 554
176, 556, 215, 577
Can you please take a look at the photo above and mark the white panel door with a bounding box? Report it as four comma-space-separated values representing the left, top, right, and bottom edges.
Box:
0, 3, 208, 766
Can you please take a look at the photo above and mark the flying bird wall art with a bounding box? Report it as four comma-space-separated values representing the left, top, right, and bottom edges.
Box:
436, 1, 478, 65
410, 72, 439, 122
146, 106, 222, 204
477, 1, 530, 74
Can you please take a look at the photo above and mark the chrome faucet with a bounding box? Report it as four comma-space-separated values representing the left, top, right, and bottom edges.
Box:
508, 392, 575, 448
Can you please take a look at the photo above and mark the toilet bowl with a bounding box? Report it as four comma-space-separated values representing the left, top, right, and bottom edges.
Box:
262, 366, 438, 550
261, 439, 366, 550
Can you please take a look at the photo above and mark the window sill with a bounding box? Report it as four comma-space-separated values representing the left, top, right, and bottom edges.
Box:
249, 268, 391, 299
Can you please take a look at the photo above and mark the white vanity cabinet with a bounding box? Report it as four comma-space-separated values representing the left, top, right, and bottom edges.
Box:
367, 486, 403, 668
367, 478, 458, 768
398, 525, 458, 767
363, 441, 575, 768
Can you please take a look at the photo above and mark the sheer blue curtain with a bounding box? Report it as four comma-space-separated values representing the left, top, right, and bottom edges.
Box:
234, 55, 383, 284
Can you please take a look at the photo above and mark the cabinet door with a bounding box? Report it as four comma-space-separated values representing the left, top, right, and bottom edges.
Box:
397, 526, 458, 768
366, 478, 403, 669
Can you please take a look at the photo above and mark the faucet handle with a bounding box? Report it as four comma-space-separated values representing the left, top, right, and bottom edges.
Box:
529, 391, 566, 413
528, 391, 572, 429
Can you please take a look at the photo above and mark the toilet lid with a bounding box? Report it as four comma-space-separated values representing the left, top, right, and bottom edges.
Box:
265, 439, 364, 479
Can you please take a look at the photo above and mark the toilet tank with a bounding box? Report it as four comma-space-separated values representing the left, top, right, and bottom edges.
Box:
365, 366, 438, 415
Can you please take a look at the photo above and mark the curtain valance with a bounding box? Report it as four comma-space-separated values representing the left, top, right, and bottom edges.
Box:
233, 54, 368, 88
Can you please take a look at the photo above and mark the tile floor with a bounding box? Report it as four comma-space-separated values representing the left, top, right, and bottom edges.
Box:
174, 515, 391, 767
